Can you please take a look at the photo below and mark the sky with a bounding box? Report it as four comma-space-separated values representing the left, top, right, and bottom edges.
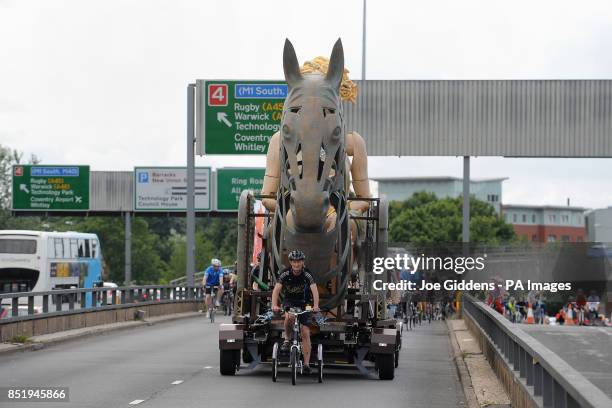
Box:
1, 0, 612, 209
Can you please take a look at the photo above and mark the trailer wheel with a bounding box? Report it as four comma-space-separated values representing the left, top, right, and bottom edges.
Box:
242, 348, 253, 364
220, 350, 238, 376
395, 332, 401, 368
290, 348, 298, 386
377, 354, 395, 380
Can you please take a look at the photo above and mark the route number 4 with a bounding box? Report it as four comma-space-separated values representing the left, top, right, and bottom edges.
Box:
208, 84, 228, 106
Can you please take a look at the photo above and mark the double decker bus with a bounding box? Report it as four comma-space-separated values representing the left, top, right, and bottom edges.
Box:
0, 230, 105, 314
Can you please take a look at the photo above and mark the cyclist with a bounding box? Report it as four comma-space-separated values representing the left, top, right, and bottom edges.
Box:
203, 258, 224, 316
271, 249, 320, 375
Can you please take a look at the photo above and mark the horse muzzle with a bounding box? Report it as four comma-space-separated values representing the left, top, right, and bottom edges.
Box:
289, 190, 330, 232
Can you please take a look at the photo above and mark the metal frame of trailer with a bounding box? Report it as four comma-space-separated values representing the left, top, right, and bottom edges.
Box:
219, 192, 401, 380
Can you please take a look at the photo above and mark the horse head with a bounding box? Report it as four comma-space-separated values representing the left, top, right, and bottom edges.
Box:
280, 39, 346, 233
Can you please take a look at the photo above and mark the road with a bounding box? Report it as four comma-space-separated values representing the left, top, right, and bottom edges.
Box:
0, 316, 466, 408
522, 324, 612, 399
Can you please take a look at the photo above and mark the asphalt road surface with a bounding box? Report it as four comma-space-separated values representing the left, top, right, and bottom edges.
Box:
522, 324, 612, 399
0, 316, 466, 408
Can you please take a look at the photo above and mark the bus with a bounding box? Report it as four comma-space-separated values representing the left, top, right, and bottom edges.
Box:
0, 230, 105, 313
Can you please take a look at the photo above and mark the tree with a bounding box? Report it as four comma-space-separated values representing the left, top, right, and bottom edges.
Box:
389, 194, 516, 245
0, 144, 41, 229
389, 191, 438, 223
164, 217, 238, 283
75, 216, 169, 284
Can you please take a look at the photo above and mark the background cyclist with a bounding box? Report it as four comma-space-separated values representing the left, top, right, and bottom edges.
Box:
203, 258, 224, 316
271, 249, 320, 374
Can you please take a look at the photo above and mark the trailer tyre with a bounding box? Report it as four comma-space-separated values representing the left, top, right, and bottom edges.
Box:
243, 348, 253, 364
377, 354, 395, 380
220, 350, 238, 376
395, 332, 401, 368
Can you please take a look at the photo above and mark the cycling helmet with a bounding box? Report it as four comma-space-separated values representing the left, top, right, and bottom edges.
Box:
288, 250, 305, 261
211, 258, 222, 267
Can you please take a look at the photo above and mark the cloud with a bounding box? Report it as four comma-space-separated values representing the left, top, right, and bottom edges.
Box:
0, 0, 611, 209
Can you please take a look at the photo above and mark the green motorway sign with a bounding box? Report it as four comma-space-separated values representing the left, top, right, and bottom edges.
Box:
216, 168, 265, 211
196, 80, 286, 155
12, 165, 89, 210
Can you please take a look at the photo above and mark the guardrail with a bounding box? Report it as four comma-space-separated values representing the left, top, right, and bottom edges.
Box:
0, 286, 205, 323
169, 264, 237, 286
463, 294, 612, 408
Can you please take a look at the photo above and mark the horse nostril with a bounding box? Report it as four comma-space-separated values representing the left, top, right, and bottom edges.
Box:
332, 126, 341, 138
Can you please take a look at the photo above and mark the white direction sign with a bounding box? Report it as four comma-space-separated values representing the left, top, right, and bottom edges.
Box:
134, 167, 211, 211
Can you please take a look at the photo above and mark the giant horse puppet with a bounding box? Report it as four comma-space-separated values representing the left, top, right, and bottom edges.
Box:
259, 39, 374, 310
226, 40, 398, 380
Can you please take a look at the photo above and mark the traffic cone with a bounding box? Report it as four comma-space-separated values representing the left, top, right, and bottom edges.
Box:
526, 303, 535, 324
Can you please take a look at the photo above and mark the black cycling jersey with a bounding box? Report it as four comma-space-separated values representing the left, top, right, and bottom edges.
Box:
278, 267, 314, 306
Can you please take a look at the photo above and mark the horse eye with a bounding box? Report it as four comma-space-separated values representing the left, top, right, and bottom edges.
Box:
289, 107, 301, 113
322, 108, 336, 117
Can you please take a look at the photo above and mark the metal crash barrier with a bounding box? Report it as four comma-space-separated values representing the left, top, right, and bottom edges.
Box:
0, 285, 205, 323
463, 294, 611, 408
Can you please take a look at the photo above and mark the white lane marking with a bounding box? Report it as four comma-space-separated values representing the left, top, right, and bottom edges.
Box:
598, 328, 612, 336
204, 366, 213, 369
171, 380, 184, 385
129, 400, 145, 405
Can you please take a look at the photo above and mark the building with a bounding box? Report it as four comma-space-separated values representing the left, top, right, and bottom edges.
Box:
502, 204, 587, 243
585, 207, 612, 243
372, 177, 506, 213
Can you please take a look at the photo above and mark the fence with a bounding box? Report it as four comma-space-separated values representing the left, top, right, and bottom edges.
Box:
0, 286, 206, 342
462, 294, 611, 408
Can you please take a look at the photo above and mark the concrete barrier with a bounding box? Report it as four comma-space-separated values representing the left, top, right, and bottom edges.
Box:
1, 302, 199, 342
462, 294, 612, 408
464, 309, 539, 408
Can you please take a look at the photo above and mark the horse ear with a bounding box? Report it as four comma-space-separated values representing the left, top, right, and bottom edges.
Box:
325, 38, 344, 90
283, 39, 302, 88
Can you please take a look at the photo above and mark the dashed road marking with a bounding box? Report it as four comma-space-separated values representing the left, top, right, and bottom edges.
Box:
129, 400, 145, 405
204, 366, 213, 369
171, 380, 184, 385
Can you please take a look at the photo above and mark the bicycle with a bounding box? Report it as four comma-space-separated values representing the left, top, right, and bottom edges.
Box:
206, 285, 220, 323
272, 307, 323, 385
221, 289, 234, 316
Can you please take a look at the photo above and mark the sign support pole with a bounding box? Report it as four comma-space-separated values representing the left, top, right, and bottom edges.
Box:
462, 156, 470, 244
125, 211, 131, 285
186, 84, 196, 286
362, 0, 367, 80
